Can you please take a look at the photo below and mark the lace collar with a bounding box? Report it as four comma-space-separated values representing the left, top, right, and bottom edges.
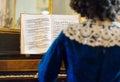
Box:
63, 20, 120, 47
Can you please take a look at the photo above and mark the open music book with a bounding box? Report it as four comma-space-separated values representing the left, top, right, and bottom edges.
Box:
20, 14, 79, 54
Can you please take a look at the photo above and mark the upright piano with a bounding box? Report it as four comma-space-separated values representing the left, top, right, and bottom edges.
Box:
0, 30, 66, 82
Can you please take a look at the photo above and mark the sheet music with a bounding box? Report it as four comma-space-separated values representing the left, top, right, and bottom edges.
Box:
21, 14, 79, 54
21, 14, 51, 54
51, 15, 79, 42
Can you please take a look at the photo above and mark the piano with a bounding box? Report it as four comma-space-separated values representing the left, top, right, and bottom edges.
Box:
0, 30, 66, 82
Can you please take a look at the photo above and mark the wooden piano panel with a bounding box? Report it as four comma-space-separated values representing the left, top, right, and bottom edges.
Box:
0, 59, 66, 82
0, 59, 65, 71
0, 59, 40, 71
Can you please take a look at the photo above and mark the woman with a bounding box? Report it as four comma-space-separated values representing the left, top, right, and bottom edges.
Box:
38, 0, 120, 82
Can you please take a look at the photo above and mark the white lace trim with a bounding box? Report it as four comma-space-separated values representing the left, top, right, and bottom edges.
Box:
63, 20, 120, 47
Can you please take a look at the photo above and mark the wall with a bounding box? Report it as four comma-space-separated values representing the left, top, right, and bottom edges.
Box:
52, 0, 76, 14
15, 0, 77, 28
16, 0, 49, 28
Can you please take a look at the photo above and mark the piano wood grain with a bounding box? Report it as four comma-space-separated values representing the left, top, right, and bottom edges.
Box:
0, 59, 40, 71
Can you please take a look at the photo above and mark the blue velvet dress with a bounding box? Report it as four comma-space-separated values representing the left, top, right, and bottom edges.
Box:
38, 20, 120, 82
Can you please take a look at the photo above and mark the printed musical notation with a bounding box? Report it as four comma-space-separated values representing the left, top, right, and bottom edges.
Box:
20, 14, 79, 54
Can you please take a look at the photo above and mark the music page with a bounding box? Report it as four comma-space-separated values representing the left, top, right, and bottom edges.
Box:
21, 14, 51, 54
51, 15, 79, 42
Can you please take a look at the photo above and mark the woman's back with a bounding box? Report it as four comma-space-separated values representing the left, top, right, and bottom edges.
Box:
62, 19, 120, 82
38, 19, 120, 82
38, 0, 120, 82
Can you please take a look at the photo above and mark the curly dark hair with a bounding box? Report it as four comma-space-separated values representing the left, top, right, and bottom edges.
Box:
70, 0, 120, 21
